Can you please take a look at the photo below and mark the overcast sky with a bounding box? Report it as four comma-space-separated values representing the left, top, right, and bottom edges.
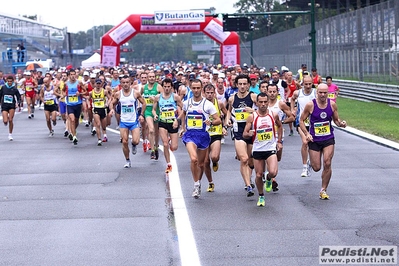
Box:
8, 0, 237, 33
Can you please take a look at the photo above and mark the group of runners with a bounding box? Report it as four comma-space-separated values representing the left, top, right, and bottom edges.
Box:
0, 63, 345, 206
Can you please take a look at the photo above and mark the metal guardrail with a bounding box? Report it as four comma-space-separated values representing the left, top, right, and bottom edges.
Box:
335, 79, 399, 107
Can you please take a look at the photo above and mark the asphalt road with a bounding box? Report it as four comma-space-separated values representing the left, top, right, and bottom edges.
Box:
0, 108, 398, 266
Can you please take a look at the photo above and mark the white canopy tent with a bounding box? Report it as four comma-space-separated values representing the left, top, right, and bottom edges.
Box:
81, 53, 101, 68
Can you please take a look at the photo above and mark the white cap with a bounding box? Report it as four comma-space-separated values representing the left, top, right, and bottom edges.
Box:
212, 69, 219, 75
219, 73, 225, 78
24, 71, 31, 75
83, 71, 90, 76
90, 73, 96, 78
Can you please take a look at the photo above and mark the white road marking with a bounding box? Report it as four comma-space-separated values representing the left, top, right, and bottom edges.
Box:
106, 127, 201, 266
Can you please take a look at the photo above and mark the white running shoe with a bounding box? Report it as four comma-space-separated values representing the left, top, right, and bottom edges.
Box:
124, 161, 131, 168
192, 184, 201, 199
8, 134, 13, 141
301, 167, 308, 177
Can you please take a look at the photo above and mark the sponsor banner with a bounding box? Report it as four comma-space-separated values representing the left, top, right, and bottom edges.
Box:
109, 20, 136, 45
203, 19, 230, 44
101, 46, 117, 67
140, 16, 200, 32
319, 246, 397, 265
222, 45, 238, 66
154, 10, 205, 24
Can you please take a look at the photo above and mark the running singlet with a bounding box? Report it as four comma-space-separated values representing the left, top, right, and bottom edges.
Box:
43, 86, 57, 105
309, 98, 334, 142
296, 88, 316, 127
287, 81, 297, 99
91, 89, 107, 109
208, 98, 223, 136
183, 86, 193, 101
143, 83, 159, 107
184, 97, 216, 132
268, 100, 285, 139
25, 78, 34, 92
110, 79, 120, 90
252, 111, 277, 152
119, 89, 138, 123
231, 92, 254, 133
65, 80, 82, 106
158, 93, 177, 123
327, 83, 339, 102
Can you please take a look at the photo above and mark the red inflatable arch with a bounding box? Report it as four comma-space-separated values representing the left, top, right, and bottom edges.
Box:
100, 14, 240, 66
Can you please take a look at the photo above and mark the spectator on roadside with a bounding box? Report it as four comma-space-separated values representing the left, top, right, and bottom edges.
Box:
7, 48, 13, 62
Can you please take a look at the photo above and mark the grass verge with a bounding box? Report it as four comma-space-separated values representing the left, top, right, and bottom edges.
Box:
336, 97, 399, 143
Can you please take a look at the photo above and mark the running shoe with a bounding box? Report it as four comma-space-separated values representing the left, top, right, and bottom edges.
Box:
143, 142, 148, 153
68, 133, 73, 141
91, 129, 96, 136
97, 139, 102, 146
212, 162, 219, 172
319, 190, 330, 200
150, 150, 155, 159
207, 183, 215, 192
244, 182, 256, 190
64, 130, 69, 138
307, 159, 312, 177
85, 122, 89, 127
165, 163, 172, 174
257, 196, 265, 207
73, 136, 78, 145
8, 134, 13, 141
124, 160, 131, 168
265, 178, 272, 193
49, 130, 54, 137
131, 143, 137, 155
102, 136, 108, 142
155, 149, 159, 160
272, 180, 279, 192
28, 114, 32, 119
31, 113, 34, 118
221, 137, 225, 144
192, 184, 201, 199
301, 167, 308, 177
246, 186, 254, 197
289, 130, 294, 136
52, 120, 57, 126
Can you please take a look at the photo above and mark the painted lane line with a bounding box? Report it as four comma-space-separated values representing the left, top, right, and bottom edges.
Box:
106, 127, 201, 265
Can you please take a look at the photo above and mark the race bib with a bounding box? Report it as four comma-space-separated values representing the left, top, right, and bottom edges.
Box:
277, 95, 281, 101
208, 125, 222, 135
160, 111, 175, 120
45, 99, 55, 105
235, 108, 249, 122
93, 98, 105, 108
145, 97, 153, 106
328, 93, 336, 99
187, 115, 203, 129
68, 95, 78, 103
26, 87, 32, 92
3, 95, 13, 104
314, 121, 331, 136
256, 127, 273, 142
122, 105, 134, 113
